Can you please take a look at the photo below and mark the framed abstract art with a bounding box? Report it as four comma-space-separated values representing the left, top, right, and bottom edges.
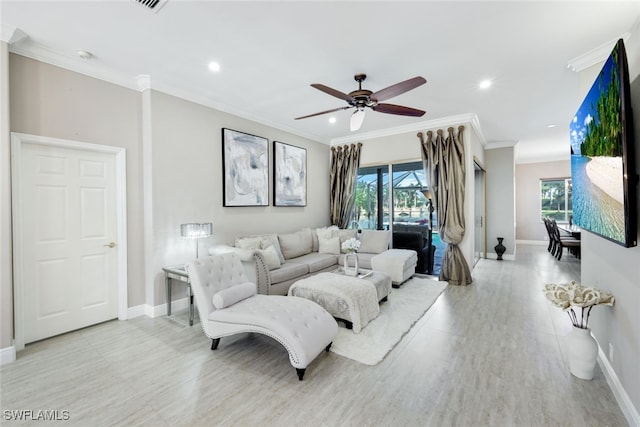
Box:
273, 141, 307, 206
222, 128, 269, 206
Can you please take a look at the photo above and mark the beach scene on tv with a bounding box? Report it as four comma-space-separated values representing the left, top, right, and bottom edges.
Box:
570, 43, 626, 245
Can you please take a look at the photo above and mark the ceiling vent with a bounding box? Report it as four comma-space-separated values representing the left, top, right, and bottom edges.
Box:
133, 0, 168, 13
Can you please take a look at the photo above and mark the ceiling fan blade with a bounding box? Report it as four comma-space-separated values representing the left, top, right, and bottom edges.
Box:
370, 76, 427, 102
295, 106, 351, 120
373, 103, 426, 117
311, 83, 354, 102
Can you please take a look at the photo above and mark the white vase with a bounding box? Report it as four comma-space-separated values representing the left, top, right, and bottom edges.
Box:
567, 326, 598, 380
344, 252, 359, 276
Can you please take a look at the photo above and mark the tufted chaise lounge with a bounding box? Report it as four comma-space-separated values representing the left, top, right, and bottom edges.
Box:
186, 253, 338, 380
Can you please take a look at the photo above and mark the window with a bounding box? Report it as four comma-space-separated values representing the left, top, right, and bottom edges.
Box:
354, 165, 389, 230
354, 161, 433, 230
540, 178, 572, 222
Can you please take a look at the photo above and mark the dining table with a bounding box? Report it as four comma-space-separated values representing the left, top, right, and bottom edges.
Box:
558, 224, 581, 239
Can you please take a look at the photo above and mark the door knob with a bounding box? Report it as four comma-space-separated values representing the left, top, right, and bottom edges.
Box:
104, 242, 116, 248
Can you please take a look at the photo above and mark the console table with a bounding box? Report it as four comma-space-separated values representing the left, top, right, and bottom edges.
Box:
162, 264, 194, 326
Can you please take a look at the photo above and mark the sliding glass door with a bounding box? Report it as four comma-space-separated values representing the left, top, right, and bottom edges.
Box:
354, 165, 389, 230
390, 162, 431, 226
356, 161, 445, 274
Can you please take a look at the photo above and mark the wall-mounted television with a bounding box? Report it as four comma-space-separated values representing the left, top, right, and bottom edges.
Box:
570, 38, 637, 248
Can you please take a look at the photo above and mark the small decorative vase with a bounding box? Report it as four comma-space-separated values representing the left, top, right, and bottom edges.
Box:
344, 252, 359, 276
567, 326, 598, 380
495, 237, 506, 261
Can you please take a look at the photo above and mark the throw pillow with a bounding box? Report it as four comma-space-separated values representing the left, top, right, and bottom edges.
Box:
259, 244, 282, 270
235, 236, 262, 250
318, 236, 340, 255
358, 230, 391, 254
212, 282, 256, 309
314, 226, 339, 251
259, 234, 285, 264
278, 228, 313, 259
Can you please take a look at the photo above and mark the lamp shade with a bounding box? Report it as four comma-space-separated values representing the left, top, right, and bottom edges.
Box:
180, 222, 213, 239
350, 109, 366, 132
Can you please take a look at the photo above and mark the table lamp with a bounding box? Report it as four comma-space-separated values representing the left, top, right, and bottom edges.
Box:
180, 222, 213, 258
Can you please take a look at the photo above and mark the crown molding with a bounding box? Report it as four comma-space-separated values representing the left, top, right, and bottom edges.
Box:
149, 80, 327, 143
1, 26, 27, 44
330, 113, 487, 147
7, 39, 326, 143
136, 75, 151, 91
516, 152, 570, 165
485, 140, 517, 150
567, 33, 631, 72
9, 41, 140, 91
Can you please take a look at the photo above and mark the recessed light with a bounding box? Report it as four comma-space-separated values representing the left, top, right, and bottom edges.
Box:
76, 50, 93, 60
208, 61, 221, 72
479, 79, 492, 89
547, 124, 557, 128
329, 117, 336, 124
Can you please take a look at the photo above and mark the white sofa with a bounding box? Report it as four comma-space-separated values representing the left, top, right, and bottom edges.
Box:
210, 227, 394, 296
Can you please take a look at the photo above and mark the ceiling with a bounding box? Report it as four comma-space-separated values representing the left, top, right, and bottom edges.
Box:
2, 1, 639, 163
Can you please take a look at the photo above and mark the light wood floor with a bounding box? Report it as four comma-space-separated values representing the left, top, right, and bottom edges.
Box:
1, 244, 628, 426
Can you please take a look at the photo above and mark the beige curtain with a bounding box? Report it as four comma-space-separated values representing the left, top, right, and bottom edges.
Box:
418, 126, 472, 286
330, 143, 362, 228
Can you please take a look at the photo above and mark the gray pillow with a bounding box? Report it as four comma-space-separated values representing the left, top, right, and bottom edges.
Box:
358, 230, 390, 254
278, 228, 313, 259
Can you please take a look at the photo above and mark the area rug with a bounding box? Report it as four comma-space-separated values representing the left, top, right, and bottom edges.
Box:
329, 276, 447, 365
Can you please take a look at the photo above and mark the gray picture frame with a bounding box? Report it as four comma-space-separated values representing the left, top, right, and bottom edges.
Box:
222, 128, 269, 206
273, 141, 307, 207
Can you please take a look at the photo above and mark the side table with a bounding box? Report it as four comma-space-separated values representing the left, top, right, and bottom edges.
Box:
162, 264, 194, 326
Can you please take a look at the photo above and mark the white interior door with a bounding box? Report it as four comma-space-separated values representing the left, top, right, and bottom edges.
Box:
14, 136, 122, 344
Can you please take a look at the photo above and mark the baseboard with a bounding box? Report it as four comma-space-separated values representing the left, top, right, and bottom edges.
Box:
0, 344, 16, 365
485, 253, 515, 261
127, 304, 147, 319
597, 347, 640, 427
516, 239, 547, 246
127, 297, 190, 319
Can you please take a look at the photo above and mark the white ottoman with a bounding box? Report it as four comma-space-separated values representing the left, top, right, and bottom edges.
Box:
371, 249, 417, 287
288, 272, 380, 333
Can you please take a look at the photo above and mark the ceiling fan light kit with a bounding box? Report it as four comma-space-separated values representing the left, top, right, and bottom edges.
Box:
295, 74, 427, 131
350, 109, 366, 131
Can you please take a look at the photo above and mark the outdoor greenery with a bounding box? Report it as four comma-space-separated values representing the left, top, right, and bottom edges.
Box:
580, 45, 623, 158
541, 178, 572, 221
354, 163, 432, 229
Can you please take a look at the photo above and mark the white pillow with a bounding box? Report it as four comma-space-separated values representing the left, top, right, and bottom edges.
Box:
358, 230, 390, 254
318, 236, 340, 255
259, 244, 282, 270
316, 226, 338, 240
259, 235, 285, 264
235, 236, 262, 250
212, 282, 256, 309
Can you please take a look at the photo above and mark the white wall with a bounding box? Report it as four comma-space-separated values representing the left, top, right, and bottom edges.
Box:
516, 160, 571, 242
148, 90, 330, 305
0, 42, 13, 351
485, 146, 516, 258
583, 22, 640, 422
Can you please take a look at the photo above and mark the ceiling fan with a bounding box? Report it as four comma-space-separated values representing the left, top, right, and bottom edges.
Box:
295, 74, 427, 131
